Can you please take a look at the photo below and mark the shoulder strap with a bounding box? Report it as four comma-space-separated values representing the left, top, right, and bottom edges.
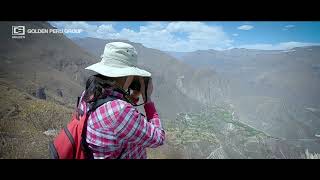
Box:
89, 95, 118, 113
76, 96, 80, 108
80, 95, 119, 159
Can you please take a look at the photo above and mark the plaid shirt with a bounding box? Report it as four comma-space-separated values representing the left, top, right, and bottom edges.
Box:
79, 88, 165, 159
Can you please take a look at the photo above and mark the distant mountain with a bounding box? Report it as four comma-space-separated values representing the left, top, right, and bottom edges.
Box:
0, 21, 98, 107
177, 46, 320, 104
154, 46, 320, 157
174, 46, 320, 70
164, 51, 188, 61
172, 46, 320, 140
0, 21, 96, 158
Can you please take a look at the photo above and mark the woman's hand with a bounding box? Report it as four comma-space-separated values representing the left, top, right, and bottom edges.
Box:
139, 77, 153, 103
129, 90, 141, 100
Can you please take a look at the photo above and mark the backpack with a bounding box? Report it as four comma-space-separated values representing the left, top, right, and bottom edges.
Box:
48, 95, 124, 159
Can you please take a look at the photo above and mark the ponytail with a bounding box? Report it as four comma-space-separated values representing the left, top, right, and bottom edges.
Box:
82, 74, 116, 103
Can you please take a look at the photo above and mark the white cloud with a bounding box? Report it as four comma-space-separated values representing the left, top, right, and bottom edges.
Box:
97, 25, 116, 33
94, 25, 116, 38
50, 21, 116, 39
283, 24, 296, 31
51, 21, 95, 31
237, 25, 254, 30
238, 41, 320, 50
285, 25, 295, 28
52, 21, 233, 52
50, 22, 319, 52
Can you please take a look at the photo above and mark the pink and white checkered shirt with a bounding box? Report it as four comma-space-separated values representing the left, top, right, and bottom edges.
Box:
78, 88, 165, 159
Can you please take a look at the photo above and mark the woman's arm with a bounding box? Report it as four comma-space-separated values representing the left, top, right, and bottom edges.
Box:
114, 101, 165, 148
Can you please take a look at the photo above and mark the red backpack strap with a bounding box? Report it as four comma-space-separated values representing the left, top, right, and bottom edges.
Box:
63, 127, 76, 159
79, 95, 118, 159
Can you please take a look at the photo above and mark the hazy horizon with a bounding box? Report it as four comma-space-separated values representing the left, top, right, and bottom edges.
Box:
50, 21, 320, 52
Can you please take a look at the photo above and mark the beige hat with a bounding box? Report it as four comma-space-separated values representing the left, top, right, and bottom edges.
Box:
85, 42, 151, 77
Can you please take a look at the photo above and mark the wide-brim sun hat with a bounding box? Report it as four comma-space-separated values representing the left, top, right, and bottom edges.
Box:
85, 42, 151, 77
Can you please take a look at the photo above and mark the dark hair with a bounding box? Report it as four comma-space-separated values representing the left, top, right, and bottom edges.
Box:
82, 74, 117, 103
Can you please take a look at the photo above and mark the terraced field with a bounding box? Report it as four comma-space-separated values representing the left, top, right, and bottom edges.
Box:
148, 104, 280, 159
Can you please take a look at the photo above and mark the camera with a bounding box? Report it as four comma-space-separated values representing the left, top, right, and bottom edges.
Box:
129, 77, 150, 92
128, 77, 150, 100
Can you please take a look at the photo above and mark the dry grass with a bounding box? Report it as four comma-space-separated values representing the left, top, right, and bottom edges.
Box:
147, 131, 186, 159
0, 82, 73, 159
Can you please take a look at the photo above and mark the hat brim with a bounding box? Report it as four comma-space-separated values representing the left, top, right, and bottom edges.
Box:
85, 62, 151, 77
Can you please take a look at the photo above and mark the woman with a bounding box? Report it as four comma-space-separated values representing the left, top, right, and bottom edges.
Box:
78, 42, 165, 159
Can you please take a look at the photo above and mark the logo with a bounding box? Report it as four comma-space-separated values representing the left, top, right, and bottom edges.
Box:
11, 25, 82, 39
12, 26, 25, 39
12, 26, 25, 35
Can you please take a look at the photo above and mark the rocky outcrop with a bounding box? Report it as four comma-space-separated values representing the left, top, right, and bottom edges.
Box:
35, 87, 46, 100
56, 89, 63, 97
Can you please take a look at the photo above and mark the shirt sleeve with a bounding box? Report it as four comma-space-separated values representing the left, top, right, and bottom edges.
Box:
114, 101, 165, 148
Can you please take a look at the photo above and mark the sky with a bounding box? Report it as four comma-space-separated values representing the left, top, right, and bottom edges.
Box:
50, 21, 320, 52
